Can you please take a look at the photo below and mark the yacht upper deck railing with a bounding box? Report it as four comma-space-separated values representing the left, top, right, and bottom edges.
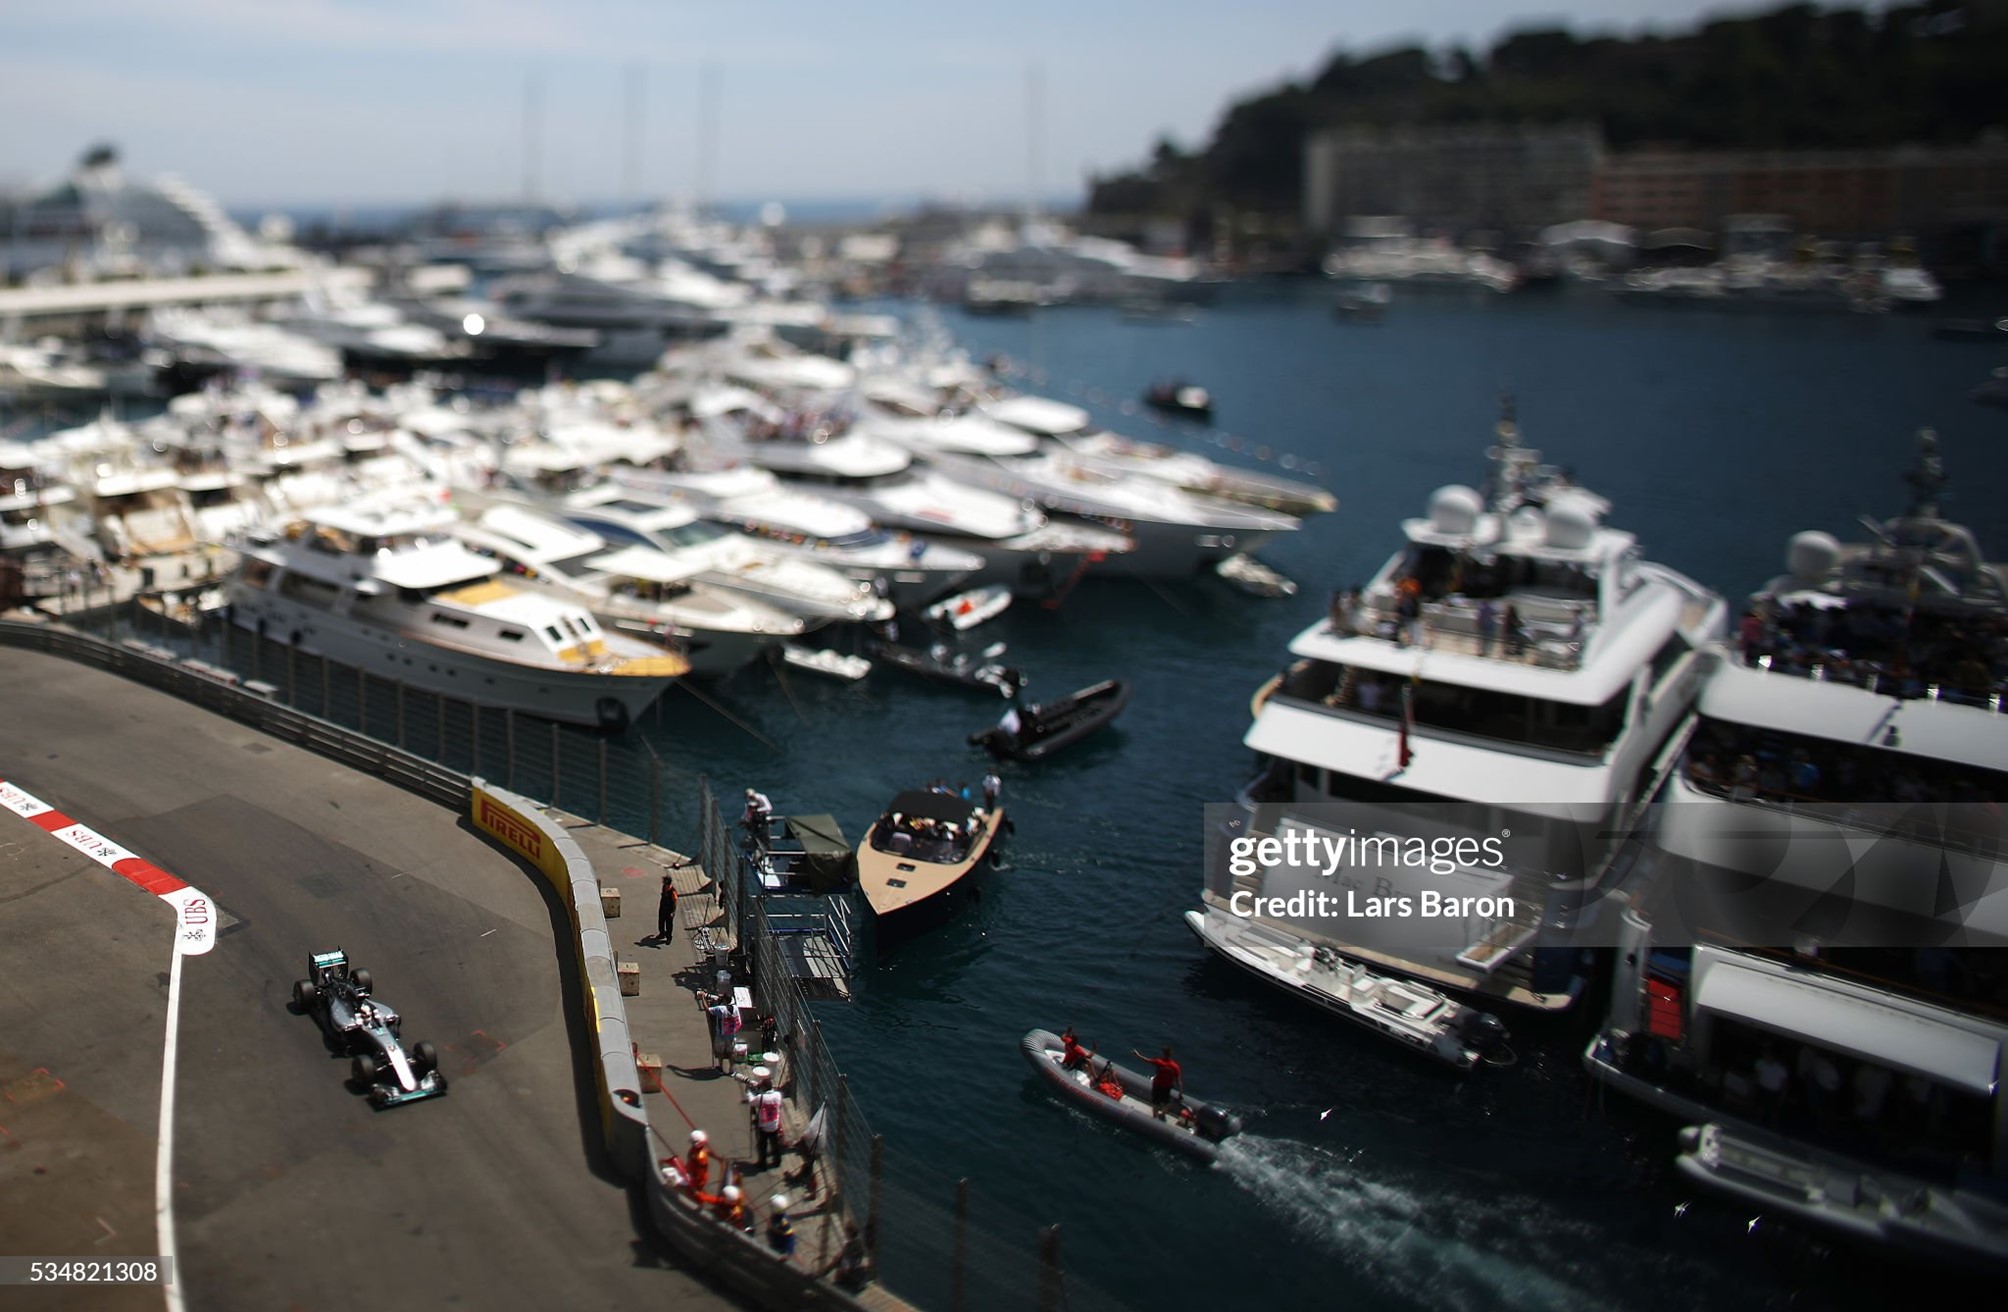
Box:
1736, 595, 2007, 709
1330, 589, 1590, 671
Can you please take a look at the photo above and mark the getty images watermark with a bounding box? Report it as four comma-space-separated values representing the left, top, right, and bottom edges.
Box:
1223, 826, 1516, 921
1204, 799, 2008, 950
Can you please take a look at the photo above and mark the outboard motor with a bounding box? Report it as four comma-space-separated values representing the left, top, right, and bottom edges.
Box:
1195, 1105, 1244, 1142
1458, 1010, 1511, 1061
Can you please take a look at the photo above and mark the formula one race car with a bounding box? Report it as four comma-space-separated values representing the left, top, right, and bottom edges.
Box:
293, 949, 448, 1108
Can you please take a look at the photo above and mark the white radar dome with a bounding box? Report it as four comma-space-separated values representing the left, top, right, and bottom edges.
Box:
1428, 485, 1484, 536
1507, 505, 1546, 542
1787, 530, 1841, 582
1544, 495, 1601, 550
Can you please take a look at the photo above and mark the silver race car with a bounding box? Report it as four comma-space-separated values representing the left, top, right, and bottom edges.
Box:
293, 949, 448, 1108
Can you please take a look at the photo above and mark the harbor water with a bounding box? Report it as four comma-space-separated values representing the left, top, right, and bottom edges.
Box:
134, 280, 2008, 1310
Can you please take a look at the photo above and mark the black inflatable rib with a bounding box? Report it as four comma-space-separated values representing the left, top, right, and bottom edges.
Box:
869, 640, 1025, 698
970, 679, 1129, 761
1020, 1028, 1242, 1162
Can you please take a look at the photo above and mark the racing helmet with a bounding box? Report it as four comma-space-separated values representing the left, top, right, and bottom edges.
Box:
722, 1186, 741, 1202
690, 1128, 709, 1145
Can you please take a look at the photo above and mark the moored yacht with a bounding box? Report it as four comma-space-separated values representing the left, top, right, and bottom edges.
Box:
693, 407, 1132, 598
974, 393, 1337, 518
1586, 929, 2008, 1269
607, 463, 984, 609
1193, 401, 1727, 1010
0, 441, 87, 598
489, 253, 738, 366
447, 501, 807, 676
452, 438, 892, 627
225, 500, 687, 728
1648, 429, 2008, 944
851, 357, 1336, 518
552, 484, 894, 627
881, 420, 1301, 579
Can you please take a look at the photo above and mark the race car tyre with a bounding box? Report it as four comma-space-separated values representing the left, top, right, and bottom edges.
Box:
413, 1041, 438, 1075
293, 980, 318, 1010
352, 1053, 378, 1086
350, 967, 374, 996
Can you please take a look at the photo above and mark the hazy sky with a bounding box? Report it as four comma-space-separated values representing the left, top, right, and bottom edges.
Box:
4, 1, 1776, 209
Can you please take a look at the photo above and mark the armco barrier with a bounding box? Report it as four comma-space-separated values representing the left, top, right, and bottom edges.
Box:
0, 617, 471, 810
470, 779, 650, 1181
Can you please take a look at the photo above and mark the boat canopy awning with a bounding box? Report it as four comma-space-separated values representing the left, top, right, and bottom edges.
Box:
1697, 961, 2000, 1096
780, 813, 855, 890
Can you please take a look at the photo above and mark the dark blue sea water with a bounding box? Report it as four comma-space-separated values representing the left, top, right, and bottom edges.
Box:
140, 279, 2008, 1310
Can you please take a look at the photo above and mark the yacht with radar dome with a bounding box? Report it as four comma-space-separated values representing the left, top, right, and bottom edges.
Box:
1191, 399, 1727, 1011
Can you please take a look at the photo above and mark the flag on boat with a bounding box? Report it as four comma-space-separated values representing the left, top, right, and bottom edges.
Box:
1398, 680, 1415, 769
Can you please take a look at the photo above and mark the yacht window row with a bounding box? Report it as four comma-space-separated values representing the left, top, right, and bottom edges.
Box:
1739, 595, 2008, 706
1277, 659, 1632, 756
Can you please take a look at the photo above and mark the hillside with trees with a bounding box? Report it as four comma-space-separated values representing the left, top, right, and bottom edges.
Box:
1087, 1, 2007, 234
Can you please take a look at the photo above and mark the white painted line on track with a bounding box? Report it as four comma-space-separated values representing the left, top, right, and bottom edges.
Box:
0, 778, 214, 1312
158, 946, 189, 1312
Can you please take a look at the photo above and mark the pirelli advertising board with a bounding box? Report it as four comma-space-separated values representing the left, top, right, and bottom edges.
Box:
471, 783, 567, 886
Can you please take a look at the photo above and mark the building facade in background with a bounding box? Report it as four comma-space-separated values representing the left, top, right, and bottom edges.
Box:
1589, 143, 2008, 240
1304, 124, 1603, 237
1304, 124, 2008, 265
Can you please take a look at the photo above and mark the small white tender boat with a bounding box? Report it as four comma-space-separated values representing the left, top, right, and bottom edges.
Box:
780, 644, 872, 681
923, 583, 1013, 631
1184, 907, 1508, 1072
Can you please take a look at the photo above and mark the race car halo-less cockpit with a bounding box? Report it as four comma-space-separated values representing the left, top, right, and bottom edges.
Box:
293, 949, 448, 1108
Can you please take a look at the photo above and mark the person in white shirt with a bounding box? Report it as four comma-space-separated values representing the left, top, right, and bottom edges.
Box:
748, 1066, 786, 1169
743, 788, 773, 850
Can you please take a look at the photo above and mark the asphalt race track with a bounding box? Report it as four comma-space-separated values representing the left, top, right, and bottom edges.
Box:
0, 645, 733, 1311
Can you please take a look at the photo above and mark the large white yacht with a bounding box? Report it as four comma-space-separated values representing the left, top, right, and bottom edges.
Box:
0, 441, 88, 598
453, 432, 892, 627
225, 500, 687, 728
146, 306, 343, 388
32, 416, 199, 562
1578, 438, 2008, 1264
1586, 929, 2008, 1268
447, 502, 805, 676
877, 413, 1302, 578
535, 482, 893, 627
1192, 402, 1727, 1010
971, 391, 1337, 518
847, 331, 1337, 519
488, 253, 740, 366
692, 407, 1133, 598
1648, 430, 2008, 944
606, 464, 984, 609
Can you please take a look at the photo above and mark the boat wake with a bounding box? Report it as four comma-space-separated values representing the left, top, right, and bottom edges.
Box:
1213, 1135, 1615, 1312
